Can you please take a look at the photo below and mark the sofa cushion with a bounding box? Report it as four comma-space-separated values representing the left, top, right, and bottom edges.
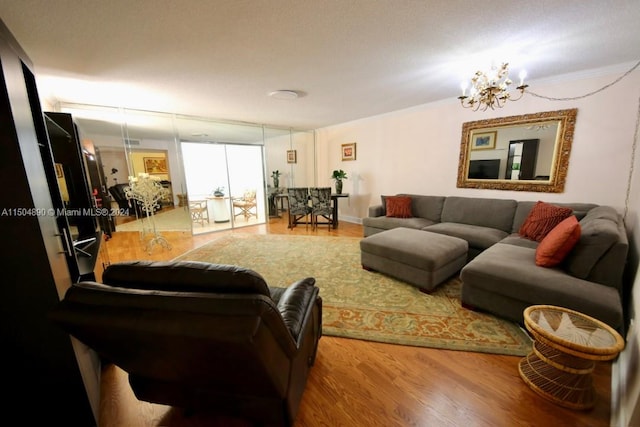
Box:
380, 194, 445, 221
519, 201, 573, 242
363, 216, 437, 232
563, 207, 621, 279
440, 196, 517, 233
425, 222, 508, 250
385, 196, 412, 218
460, 243, 623, 329
499, 234, 539, 250
536, 215, 581, 267
398, 194, 445, 222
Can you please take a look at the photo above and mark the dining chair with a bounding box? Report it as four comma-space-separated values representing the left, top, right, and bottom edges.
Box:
309, 187, 333, 230
189, 199, 209, 226
287, 187, 311, 229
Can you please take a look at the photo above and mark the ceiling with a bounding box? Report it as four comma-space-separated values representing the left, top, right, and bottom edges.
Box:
1, 0, 639, 132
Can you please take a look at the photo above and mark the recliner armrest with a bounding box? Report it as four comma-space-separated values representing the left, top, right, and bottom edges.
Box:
276, 277, 317, 339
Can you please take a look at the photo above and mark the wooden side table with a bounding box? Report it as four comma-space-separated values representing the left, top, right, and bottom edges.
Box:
518, 305, 624, 410
330, 193, 349, 228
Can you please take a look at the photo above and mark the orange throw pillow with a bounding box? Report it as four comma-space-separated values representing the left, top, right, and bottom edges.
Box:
535, 215, 581, 267
385, 196, 413, 218
519, 201, 573, 242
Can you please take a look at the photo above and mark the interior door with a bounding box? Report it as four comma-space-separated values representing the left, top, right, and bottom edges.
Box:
505, 139, 539, 180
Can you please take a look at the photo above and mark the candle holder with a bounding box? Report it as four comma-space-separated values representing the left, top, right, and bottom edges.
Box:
125, 173, 172, 254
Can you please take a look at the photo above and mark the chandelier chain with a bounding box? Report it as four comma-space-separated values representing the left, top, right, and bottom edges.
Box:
623, 96, 640, 222
526, 60, 640, 101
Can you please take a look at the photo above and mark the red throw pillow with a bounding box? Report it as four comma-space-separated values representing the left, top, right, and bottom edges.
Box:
519, 201, 573, 242
385, 196, 413, 218
535, 215, 581, 267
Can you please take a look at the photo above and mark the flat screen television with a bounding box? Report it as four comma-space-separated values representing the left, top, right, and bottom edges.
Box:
468, 159, 500, 179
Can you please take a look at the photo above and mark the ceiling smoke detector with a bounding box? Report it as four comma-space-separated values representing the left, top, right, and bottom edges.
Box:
268, 90, 299, 100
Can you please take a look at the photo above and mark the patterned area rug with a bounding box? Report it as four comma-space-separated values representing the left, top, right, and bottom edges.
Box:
116, 207, 192, 232
174, 234, 532, 356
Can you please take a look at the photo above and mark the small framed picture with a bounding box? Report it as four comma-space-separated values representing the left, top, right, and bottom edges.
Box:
342, 142, 356, 161
287, 150, 297, 164
471, 132, 497, 150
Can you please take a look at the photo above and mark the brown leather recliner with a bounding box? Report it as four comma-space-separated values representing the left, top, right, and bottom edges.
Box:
49, 260, 322, 426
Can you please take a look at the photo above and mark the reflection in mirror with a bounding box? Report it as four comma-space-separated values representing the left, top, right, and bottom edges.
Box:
60, 103, 316, 233
457, 109, 577, 192
264, 127, 315, 217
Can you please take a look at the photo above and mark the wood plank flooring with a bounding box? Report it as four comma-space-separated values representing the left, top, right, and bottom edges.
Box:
96, 215, 612, 427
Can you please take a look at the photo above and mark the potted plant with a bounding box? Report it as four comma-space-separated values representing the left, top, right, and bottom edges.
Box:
271, 170, 281, 188
212, 186, 225, 197
331, 169, 348, 194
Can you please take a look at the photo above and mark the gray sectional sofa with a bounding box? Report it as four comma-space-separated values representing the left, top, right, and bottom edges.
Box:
362, 194, 628, 331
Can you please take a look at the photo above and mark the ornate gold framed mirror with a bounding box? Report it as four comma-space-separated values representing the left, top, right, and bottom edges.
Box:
457, 109, 577, 192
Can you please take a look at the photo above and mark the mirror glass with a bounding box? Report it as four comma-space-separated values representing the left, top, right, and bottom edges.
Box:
457, 109, 577, 192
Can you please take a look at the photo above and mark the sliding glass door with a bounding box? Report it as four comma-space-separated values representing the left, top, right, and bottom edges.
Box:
181, 142, 265, 234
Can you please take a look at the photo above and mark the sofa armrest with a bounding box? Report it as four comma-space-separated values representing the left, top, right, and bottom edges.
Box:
369, 204, 384, 217
276, 277, 317, 340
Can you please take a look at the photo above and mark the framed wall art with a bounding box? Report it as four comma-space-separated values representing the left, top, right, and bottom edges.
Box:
341, 142, 356, 161
54, 163, 64, 178
287, 150, 297, 164
470, 131, 497, 150
143, 157, 168, 174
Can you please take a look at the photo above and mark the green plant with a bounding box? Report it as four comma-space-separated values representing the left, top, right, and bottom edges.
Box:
331, 169, 348, 181
213, 186, 225, 196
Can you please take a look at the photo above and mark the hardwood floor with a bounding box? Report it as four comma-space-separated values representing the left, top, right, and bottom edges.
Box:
96, 216, 612, 427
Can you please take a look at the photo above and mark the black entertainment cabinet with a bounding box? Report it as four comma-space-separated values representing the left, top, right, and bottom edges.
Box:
44, 112, 106, 282
0, 19, 100, 425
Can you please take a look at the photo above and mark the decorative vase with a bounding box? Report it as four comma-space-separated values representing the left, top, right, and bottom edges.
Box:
335, 180, 343, 194
273, 178, 279, 188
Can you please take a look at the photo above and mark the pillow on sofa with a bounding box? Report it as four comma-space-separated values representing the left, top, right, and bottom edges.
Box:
385, 196, 413, 218
535, 216, 581, 267
519, 201, 573, 242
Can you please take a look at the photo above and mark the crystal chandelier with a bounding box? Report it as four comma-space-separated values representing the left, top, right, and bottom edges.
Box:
458, 63, 528, 111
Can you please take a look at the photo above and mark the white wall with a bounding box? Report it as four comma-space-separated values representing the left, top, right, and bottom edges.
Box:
264, 130, 315, 188
315, 64, 640, 223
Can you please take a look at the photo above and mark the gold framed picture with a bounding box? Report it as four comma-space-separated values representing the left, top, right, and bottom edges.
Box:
342, 142, 356, 161
143, 157, 168, 174
471, 131, 497, 150
287, 150, 297, 164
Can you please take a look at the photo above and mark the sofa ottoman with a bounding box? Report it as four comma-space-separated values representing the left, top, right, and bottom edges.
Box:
360, 227, 468, 291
